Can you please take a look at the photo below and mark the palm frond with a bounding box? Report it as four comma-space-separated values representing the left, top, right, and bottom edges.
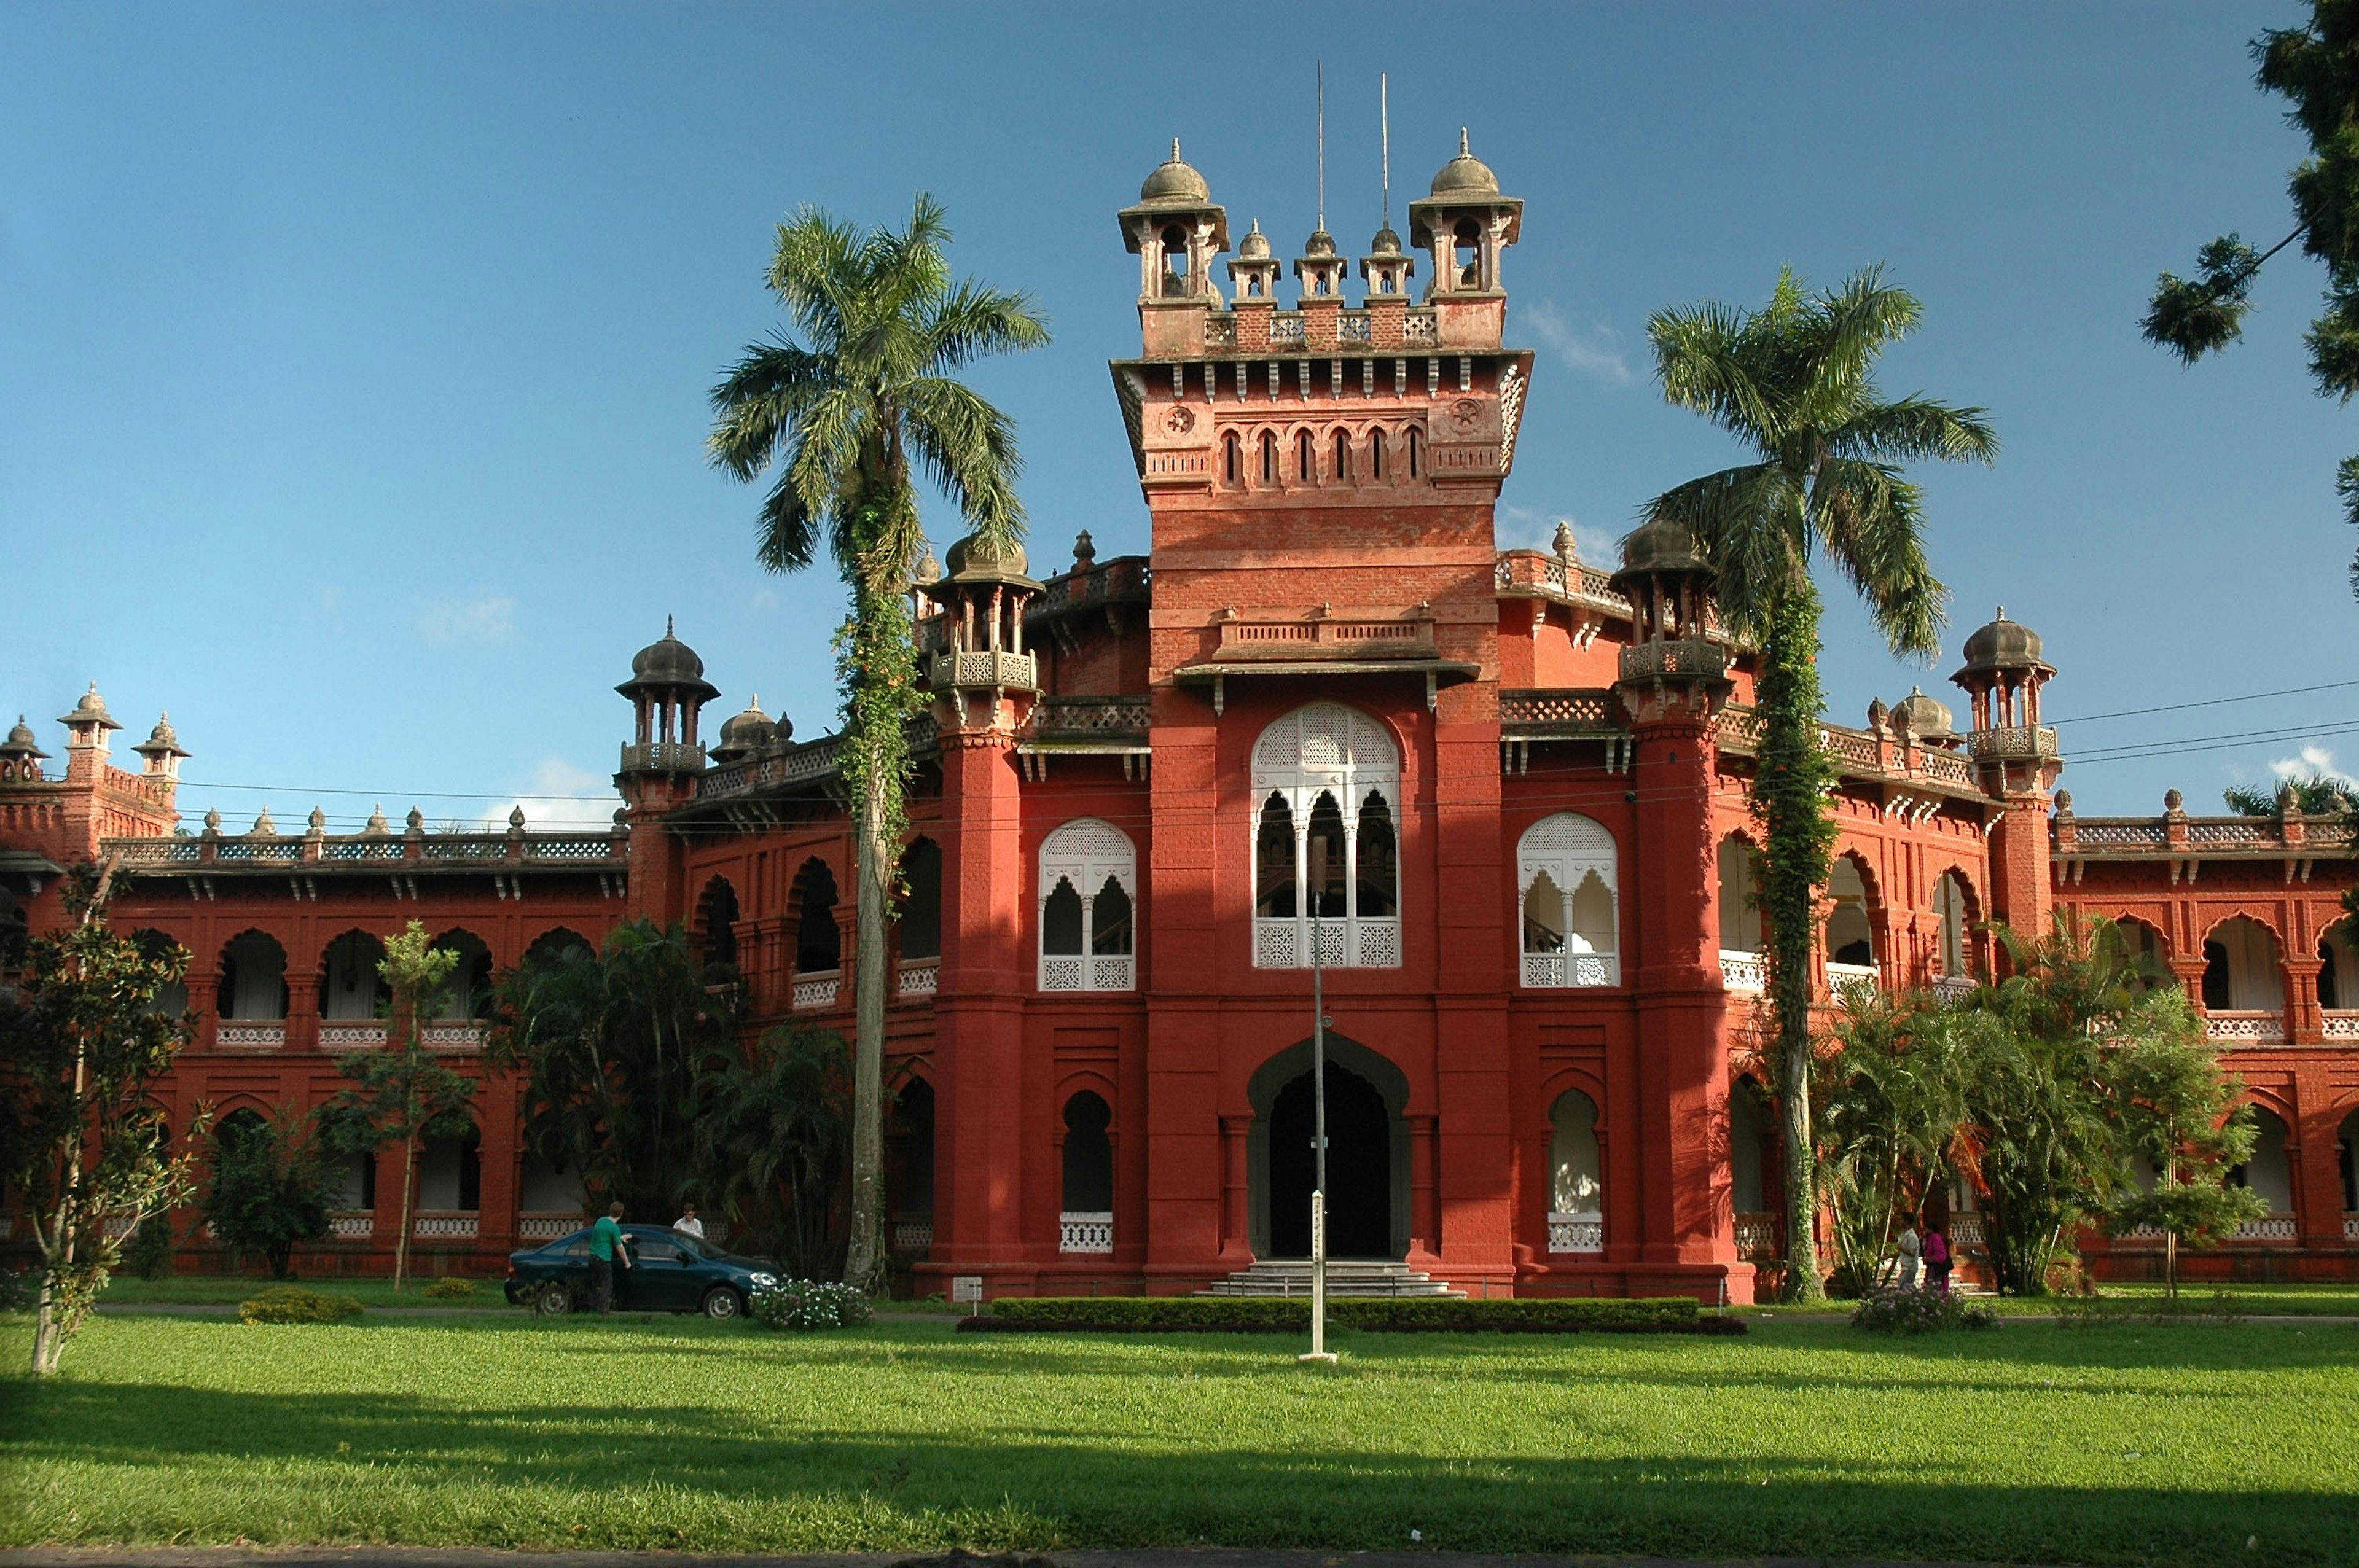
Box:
767, 206, 864, 353
1641, 462, 1801, 638
925, 279, 1052, 371
1648, 301, 1778, 448
903, 375, 1025, 537
1812, 458, 1948, 660
1824, 395, 1999, 466
706, 338, 836, 480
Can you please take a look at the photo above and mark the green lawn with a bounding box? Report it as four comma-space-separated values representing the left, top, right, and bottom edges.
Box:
1740, 1282, 2359, 1319
3, 1312, 2355, 1567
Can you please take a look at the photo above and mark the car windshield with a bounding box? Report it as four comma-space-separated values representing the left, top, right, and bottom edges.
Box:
668, 1230, 725, 1260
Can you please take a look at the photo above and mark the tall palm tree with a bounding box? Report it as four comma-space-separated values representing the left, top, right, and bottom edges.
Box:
708, 195, 1048, 1292
1640, 266, 1997, 1301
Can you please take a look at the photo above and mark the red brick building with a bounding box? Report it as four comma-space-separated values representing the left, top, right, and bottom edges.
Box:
7, 139, 2355, 1295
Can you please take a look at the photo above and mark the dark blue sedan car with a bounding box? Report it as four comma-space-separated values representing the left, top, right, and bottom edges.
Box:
503, 1223, 778, 1318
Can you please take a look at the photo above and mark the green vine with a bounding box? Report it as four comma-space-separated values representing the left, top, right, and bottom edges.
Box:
1753, 579, 1841, 1301
833, 578, 923, 870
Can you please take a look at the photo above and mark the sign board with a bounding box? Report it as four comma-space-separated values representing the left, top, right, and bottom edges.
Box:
950, 1274, 984, 1305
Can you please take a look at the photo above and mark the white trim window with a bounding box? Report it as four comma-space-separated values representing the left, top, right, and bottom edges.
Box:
1518, 813, 1619, 987
1039, 819, 1136, 991
1251, 703, 1401, 968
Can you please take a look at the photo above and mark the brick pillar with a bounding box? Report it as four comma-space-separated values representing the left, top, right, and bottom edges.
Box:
1622, 711, 1743, 1300
1986, 792, 2054, 961
1434, 684, 1513, 1294
2295, 1064, 2348, 1252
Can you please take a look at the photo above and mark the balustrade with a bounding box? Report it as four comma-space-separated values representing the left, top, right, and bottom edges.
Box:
1253, 917, 1399, 971
1039, 953, 1133, 992
1824, 961, 1880, 994
328, 1212, 374, 1239
1719, 950, 1766, 994
420, 1021, 486, 1051
2234, 1214, 2298, 1242
892, 1217, 935, 1254
1522, 951, 1619, 989
518, 1212, 584, 1241
216, 1021, 286, 1051
2326, 1012, 2359, 1039
318, 1023, 386, 1050
411, 1212, 479, 1241
1546, 1212, 1603, 1254
1058, 1212, 1114, 1254
898, 961, 939, 998
2204, 1011, 2287, 1044
1732, 1212, 1780, 1260
793, 971, 840, 1011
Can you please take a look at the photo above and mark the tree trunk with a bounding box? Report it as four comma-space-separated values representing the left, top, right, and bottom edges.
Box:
29, 1261, 63, 1376
1756, 584, 1837, 1304
394, 1134, 417, 1292
843, 779, 890, 1295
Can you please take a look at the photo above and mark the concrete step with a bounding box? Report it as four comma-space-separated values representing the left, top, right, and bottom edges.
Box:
1197, 1260, 1466, 1298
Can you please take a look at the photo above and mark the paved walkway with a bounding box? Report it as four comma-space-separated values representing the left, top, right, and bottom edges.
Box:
0, 1551, 2073, 1568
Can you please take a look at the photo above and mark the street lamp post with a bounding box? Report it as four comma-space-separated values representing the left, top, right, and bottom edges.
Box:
1300, 909, 1337, 1365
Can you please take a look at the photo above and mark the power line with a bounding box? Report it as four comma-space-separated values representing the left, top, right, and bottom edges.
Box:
2048, 678, 2359, 726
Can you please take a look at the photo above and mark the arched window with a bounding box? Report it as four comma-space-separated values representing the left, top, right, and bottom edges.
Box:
2118, 918, 2166, 994
1519, 814, 1618, 987
1547, 1091, 1603, 1253
1406, 426, 1423, 478
1038, 819, 1136, 991
1452, 217, 1482, 287
793, 861, 841, 974
1223, 431, 1242, 486
1259, 431, 1279, 486
319, 930, 388, 1021
1368, 428, 1387, 480
417, 1121, 482, 1214
1332, 427, 1351, 482
220, 931, 288, 1021
131, 929, 189, 1018
1932, 870, 1971, 981
900, 839, 941, 963
1250, 704, 1402, 969
2323, 922, 2359, 1013
1826, 856, 1876, 976
2232, 1106, 2295, 1216
429, 930, 494, 1020
2204, 916, 2284, 1013
1060, 1091, 1113, 1254
695, 877, 740, 969
1716, 836, 1763, 991
524, 928, 592, 968
1159, 224, 1189, 296
1297, 429, 1316, 483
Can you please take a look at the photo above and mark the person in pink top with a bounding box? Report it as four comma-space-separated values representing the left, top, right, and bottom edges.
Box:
1923, 1225, 1952, 1295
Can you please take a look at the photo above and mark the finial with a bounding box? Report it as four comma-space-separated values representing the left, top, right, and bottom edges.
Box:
254, 807, 276, 836
666, 613, 675, 637
751, 692, 761, 709
203, 807, 221, 832
307, 806, 326, 832
366, 803, 388, 834
1995, 604, 2006, 620
509, 805, 527, 830
1552, 520, 1575, 558
1460, 127, 1470, 156
1073, 529, 1097, 568
1171, 137, 1181, 162
2164, 788, 2185, 813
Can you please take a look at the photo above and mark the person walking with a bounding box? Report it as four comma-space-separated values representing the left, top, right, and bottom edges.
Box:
673, 1204, 706, 1242
1895, 1211, 1922, 1291
1923, 1223, 1952, 1296
589, 1201, 631, 1314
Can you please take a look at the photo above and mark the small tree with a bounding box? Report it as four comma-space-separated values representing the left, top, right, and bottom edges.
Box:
2105, 989, 2268, 1298
0, 862, 203, 1375
487, 919, 739, 1217
691, 1023, 853, 1277
201, 1105, 335, 1279
323, 920, 469, 1291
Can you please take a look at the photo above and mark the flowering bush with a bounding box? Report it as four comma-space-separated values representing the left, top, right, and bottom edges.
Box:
1850, 1287, 1997, 1334
238, 1285, 364, 1324
748, 1278, 872, 1331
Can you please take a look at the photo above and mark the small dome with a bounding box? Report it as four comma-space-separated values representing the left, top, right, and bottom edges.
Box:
942, 531, 1033, 583
1429, 128, 1499, 197
1238, 219, 1272, 260
1303, 228, 1336, 258
1614, 515, 1708, 577
630, 615, 706, 684
134, 711, 190, 759
1368, 224, 1403, 256
713, 696, 775, 760
1958, 605, 2046, 673
1, 715, 42, 757
1893, 687, 1955, 739
58, 683, 122, 731
1140, 139, 1210, 203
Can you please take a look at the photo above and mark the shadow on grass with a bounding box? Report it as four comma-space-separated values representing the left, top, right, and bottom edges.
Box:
7, 1367, 2358, 1567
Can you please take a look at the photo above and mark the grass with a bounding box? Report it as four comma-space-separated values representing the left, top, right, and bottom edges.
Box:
2, 1312, 2357, 1565
92, 1274, 955, 1314
1740, 1282, 2359, 1319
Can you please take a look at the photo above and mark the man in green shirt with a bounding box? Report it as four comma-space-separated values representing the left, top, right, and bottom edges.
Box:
588, 1202, 630, 1314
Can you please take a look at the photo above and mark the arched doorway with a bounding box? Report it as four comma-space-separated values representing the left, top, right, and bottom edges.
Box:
1247, 1036, 1410, 1260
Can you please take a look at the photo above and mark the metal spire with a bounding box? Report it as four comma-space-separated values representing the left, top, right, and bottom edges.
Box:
1380, 71, 1390, 232
1316, 60, 1326, 232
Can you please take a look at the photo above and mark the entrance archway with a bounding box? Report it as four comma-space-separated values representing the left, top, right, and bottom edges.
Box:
1246, 1035, 1410, 1260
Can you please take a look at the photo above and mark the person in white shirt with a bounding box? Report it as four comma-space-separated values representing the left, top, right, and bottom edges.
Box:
1895, 1211, 1922, 1290
673, 1204, 706, 1241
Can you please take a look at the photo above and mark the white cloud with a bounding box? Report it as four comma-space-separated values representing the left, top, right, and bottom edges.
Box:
2270, 744, 2359, 788
419, 595, 517, 644
479, 757, 617, 832
1525, 300, 1635, 387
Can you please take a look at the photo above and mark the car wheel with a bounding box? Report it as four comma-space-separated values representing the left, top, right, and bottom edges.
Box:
701, 1285, 743, 1320
534, 1281, 573, 1317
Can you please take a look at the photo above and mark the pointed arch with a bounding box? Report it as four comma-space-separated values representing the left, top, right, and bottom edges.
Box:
790, 858, 842, 975
694, 875, 741, 969
1250, 704, 1402, 969
1039, 818, 1136, 991
1518, 813, 1619, 988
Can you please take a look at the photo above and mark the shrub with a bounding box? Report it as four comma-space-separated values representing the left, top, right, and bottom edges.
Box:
421, 1276, 477, 1300
238, 1285, 364, 1324
123, 1212, 176, 1279
968, 1295, 1739, 1335
748, 1278, 873, 1330
0, 1269, 37, 1312
2054, 1290, 2244, 1328
1849, 1288, 1997, 1334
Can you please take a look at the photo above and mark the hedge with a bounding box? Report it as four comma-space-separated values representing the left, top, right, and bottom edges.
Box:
238, 1285, 365, 1324
961, 1294, 1743, 1335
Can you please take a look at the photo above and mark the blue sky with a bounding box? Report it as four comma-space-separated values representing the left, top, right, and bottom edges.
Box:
3, 2, 2351, 827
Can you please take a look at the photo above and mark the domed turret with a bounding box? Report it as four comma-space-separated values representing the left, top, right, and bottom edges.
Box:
1228, 219, 1281, 301
1428, 127, 1500, 196
1295, 224, 1347, 301
1892, 687, 1955, 743
1360, 222, 1415, 298
626, 616, 716, 691
710, 695, 775, 766
1607, 514, 1731, 723
1949, 604, 2060, 792
1238, 220, 1271, 260
1955, 606, 2049, 679
616, 616, 719, 777
0, 714, 46, 782
1613, 515, 1709, 579
939, 532, 1039, 590
1138, 139, 1210, 203
132, 711, 191, 779
923, 532, 1043, 730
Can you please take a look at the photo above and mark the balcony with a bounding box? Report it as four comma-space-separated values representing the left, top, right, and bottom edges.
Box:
1825, 962, 1880, 994
1720, 950, 1766, 994
1059, 1212, 1113, 1254
1522, 951, 1620, 988
412, 1212, 479, 1241
2205, 1011, 2287, 1044
1253, 918, 1400, 970
619, 740, 705, 774
319, 1022, 387, 1050
1734, 1212, 1781, 1262
899, 961, 939, 998
216, 1021, 286, 1051
929, 649, 1038, 693
518, 1212, 584, 1241
327, 1211, 374, 1239
1547, 1212, 1603, 1254
1968, 725, 2059, 762
1039, 953, 1133, 992
420, 1021, 486, 1052
793, 971, 840, 1011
